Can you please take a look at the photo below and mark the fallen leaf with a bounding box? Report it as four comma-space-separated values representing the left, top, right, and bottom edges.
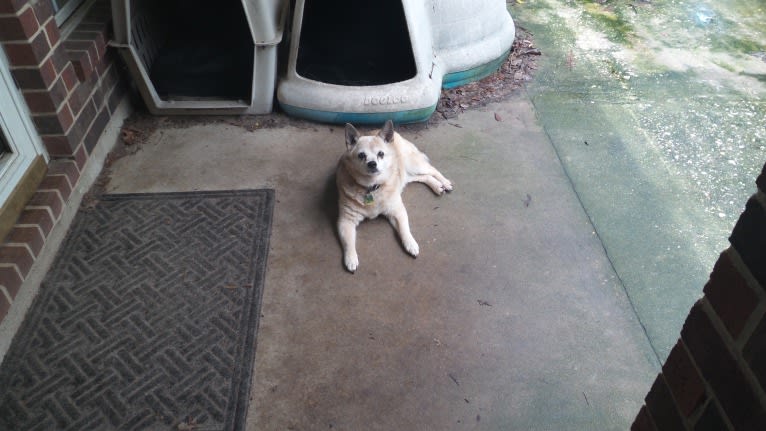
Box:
523, 194, 532, 207
494, 112, 503, 122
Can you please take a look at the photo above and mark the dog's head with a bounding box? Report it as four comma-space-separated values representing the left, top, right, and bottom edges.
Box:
344, 120, 396, 180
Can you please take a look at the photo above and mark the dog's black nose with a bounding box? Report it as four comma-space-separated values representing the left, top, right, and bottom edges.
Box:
367, 161, 377, 169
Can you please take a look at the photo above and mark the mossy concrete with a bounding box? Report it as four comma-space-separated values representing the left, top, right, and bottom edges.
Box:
511, 0, 766, 359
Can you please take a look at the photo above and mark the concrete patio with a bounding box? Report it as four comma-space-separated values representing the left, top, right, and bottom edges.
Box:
104, 99, 659, 430
2, 0, 765, 429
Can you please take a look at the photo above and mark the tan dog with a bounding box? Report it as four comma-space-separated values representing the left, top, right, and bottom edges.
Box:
337, 120, 453, 273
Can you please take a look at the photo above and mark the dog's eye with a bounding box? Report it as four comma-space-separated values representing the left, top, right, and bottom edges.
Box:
357, 152, 366, 161
377, 151, 384, 159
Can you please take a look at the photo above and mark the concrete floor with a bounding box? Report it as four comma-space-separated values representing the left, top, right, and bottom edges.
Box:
105, 99, 658, 429
5, 0, 764, 428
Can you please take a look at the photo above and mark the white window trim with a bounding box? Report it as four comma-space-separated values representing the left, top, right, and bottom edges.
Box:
0, 48, 48, 208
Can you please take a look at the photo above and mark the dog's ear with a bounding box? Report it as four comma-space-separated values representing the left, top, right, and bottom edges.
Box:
379, 120, 394, 143
345, 123, 360, 150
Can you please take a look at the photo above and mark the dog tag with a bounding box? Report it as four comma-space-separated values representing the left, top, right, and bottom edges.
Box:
364, 193, 375, 205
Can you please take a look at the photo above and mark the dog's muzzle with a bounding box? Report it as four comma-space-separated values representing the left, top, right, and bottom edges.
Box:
366, 160, 378, 173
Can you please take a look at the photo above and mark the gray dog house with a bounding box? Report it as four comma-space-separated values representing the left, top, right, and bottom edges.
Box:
110, 0, 285, 114
277, 0, 516, 124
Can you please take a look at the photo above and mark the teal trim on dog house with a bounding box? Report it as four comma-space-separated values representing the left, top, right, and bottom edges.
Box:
279, 103, 438, 126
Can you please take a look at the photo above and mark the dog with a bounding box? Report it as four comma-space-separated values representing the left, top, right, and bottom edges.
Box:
336, 120, 453, 273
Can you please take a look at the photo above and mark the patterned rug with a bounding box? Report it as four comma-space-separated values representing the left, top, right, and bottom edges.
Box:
0, 190, 274, 430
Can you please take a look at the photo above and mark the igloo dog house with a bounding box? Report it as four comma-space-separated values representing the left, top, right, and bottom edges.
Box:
277, 0, 516, 124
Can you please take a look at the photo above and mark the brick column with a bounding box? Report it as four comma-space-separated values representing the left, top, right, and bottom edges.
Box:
0, 0, 127, 323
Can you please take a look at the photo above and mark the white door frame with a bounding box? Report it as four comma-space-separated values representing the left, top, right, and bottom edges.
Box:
0, 46, 49, 208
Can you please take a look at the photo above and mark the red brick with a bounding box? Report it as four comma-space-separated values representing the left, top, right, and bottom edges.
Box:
5, 225, 44, 257
11, 66, 48, 90
61, 62, 78, 91
3, 41, 37, 66
73, 143, 87, 171
43, 17, 59, 46
0, 245, 34, 278
59, 103, 74, 132
757, 163, 766, 193
47, 160, 80, 186
682, 302, 766, 429
23, 90, 57, 113
0, 7, 38, 41
27, 190, 64, 220
0, 0, 28, 14
729, 197, 766, 289
704, 251, 758, 339
41, 135, 76, 157
49, 43, 69, 74
95, 48, 113, 77
68, 78, 93, 116
32, 112, 65, 134
47, 75, 70, 106
107, 81, 126, 114
30, 0, 54, 24
693, 401, 730, 431
39, 174, 72, 202
2, 30, 50, 66
0, 266, 23, 299
744, 317, 766, 394
65, 41, 95, 81
38, 55, 56, 84
70, 98, 97, 147
66, 40, 99, 66
662, 340, 707, 417
16, 208, 54, 237
631, 405, 658, 431
645, 375, 686, 430
32, 104, 73, 134
84, 105, 109, 153
71, 52, 93, 81
93, 32, 106, 59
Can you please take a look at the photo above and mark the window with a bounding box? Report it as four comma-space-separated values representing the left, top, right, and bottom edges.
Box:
52, 0, 87, 26
0, 47, 48, 231
0, 128, 9, 156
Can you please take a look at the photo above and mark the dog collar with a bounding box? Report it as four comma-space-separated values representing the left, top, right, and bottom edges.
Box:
363, 184, 380, 205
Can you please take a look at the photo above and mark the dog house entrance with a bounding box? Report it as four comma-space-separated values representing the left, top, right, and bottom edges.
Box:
296, 0, 416, 86
137, 0, 254, 101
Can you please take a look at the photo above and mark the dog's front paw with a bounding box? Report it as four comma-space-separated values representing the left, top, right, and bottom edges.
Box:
441, 179, 454, 193
403, 238, 420, 258
344, 252, 359, 273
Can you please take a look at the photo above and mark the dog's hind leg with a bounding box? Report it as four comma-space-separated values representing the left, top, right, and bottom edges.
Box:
405, 155, 453, 195
410, 173, 453, 195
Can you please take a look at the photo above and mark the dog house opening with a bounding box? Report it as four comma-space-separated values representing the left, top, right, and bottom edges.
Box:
135, 0, 254, 101
296, 0, 416, 86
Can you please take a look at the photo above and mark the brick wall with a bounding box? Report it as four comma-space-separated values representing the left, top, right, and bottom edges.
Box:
0, 0, 126, 322
633, 162, 766, 430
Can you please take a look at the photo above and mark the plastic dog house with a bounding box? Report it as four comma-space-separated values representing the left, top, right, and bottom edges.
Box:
277, 0, 515, 124
110, 0, 285, 115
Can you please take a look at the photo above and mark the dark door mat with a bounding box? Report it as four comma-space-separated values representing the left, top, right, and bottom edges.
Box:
0, 190, 274, 430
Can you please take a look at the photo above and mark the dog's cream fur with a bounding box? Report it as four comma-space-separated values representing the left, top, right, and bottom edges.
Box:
336, 120, 453, 272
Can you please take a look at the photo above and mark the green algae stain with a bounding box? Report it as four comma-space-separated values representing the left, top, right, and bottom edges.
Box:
711, 36, 765, 56
577, 0, 637, 45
